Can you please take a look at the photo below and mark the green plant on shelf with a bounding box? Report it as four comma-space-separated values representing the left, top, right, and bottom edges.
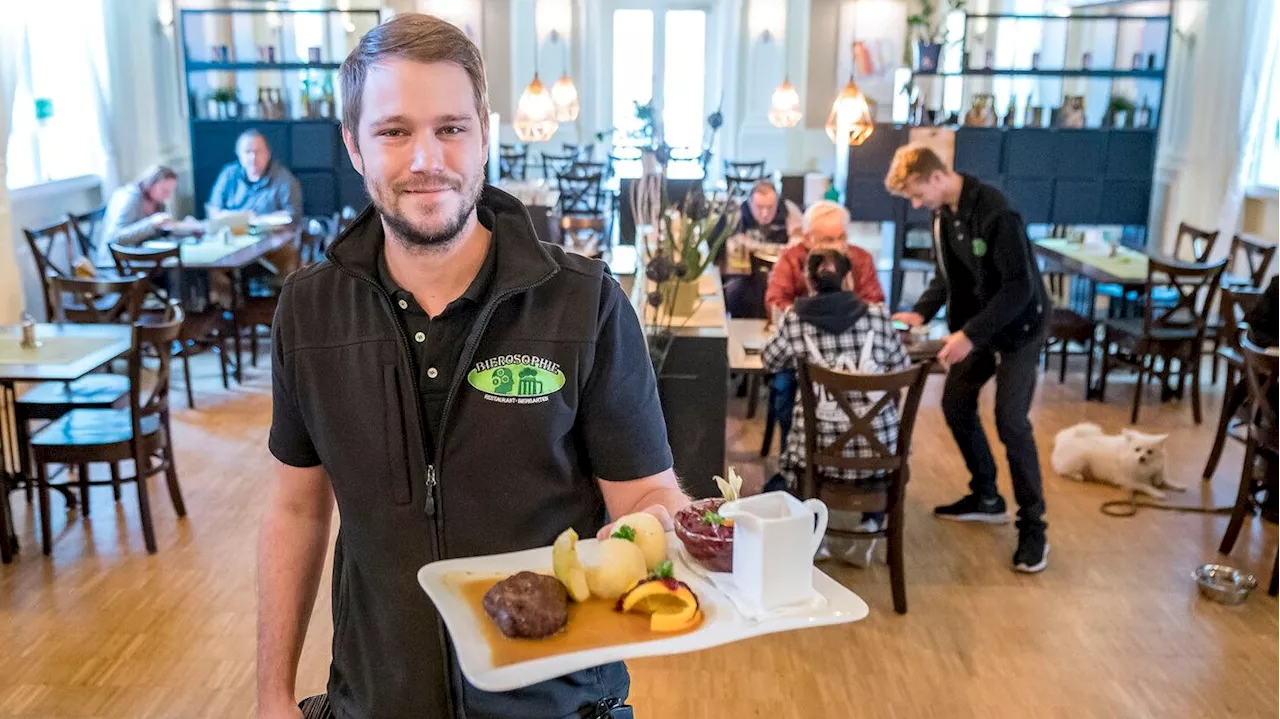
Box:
906, 0, 967, 45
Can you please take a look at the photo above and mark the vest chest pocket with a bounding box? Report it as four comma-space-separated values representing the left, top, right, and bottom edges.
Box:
382, 365, 413, 505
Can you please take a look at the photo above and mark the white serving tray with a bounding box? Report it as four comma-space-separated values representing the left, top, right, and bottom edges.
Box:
417, 532, 869, 692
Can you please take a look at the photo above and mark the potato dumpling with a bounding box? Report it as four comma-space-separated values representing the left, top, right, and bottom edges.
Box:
585, 538, 647, 600
612, 512, 669, 571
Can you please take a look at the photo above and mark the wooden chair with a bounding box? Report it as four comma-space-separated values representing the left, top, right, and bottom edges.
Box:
29, 303, 188, 555
541, 151, 577, 181
110, 244, 231, 408
1217, 336, 1278, 596
13, 275, 149, 506
1172, 222, 1221, 263
1098, 257, 1226, 424
1202, 287, 1267, 480
1041, 266, 1097, 388
23, 219, 90, 319
1207, 235, 1275, 382
796, 358, 933, 614
499, 145, 528, 181
1222, 234, 1277, 289
724, 160, 766, 203
68, 206, 107, 260
744, 251, 779, 425
237, 236, 305, 366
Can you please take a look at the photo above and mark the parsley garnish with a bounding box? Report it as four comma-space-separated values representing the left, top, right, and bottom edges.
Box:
611, 524, 637, 542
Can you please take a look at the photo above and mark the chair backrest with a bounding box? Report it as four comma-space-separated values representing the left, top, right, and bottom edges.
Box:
725, 160, 767, 202
68, 206, 107, 259
1239, 336, 1278, 453
24, 219, 87, 319
499, 146, 527, 181
555, 167, 607, 216
1173, 222, 1220, 263
1227, 234, 1277, 288
129, 302, 185, 437
563, 143, 595, 161
541, 151, 577, 180
110, 242, 185, 307
1142, 257, 1226, 336
1219, 287, 1266, 351
301, 215, 336, 265
796, 359, 933, 496
749, 250, 777, 278
49, 274, 148, 324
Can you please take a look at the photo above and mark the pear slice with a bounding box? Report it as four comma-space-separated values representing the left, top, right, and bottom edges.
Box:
552, 528, 591, 602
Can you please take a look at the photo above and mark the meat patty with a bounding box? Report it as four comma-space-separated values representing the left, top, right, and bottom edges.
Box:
482, 571, 569, 639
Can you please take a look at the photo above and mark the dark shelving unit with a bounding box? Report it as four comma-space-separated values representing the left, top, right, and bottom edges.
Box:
180, 8, 382, 218
863, 9, 1173, 310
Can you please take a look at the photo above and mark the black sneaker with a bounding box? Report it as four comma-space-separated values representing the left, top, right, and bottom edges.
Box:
933, 494, 1010, 524
1013, 532, 1050, 573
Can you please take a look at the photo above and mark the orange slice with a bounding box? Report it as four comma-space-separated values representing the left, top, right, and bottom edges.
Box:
618, 578, 701, 632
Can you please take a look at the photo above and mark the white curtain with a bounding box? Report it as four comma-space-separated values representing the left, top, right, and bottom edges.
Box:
1215, 0, 1278, 244
87, 0, 121, 194
1164, 0, 1276, 256
0, 15, 24, 322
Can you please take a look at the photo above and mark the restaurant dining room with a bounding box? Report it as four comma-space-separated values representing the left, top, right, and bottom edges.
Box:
0, 0, 1277, 716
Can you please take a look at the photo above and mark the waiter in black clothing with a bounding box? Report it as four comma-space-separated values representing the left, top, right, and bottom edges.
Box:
885, 144, 1051, 573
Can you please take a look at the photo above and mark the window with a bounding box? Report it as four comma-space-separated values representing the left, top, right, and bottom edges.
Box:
5, 4, 110, 190
610, 5, 708, 156
1250, 45, 1280, 189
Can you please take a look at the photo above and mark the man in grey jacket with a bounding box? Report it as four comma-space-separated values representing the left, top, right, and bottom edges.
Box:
208, 129, 303, 219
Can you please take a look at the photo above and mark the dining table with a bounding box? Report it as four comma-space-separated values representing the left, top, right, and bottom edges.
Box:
0, 322, 133, 563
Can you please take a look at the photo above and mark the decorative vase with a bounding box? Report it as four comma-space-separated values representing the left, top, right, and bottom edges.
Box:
664, 279, 701, 318
914, 42, 943, 73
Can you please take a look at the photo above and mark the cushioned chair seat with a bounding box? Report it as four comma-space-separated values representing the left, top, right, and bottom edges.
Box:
31, 408, 161, 448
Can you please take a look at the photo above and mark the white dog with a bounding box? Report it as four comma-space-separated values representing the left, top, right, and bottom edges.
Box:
1051, 423, 1182, 498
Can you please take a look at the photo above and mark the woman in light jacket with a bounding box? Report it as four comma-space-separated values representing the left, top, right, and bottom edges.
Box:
102, 165, 179, 249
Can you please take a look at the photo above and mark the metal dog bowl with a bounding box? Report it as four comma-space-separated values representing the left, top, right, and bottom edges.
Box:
1192, 564, 1258, 605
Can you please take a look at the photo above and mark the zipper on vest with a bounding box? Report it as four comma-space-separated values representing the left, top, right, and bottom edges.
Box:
424, 464, 437, 517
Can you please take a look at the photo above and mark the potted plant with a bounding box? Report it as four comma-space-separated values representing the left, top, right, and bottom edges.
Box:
907, 0, 967, 73
1106, 95, 1136, 128
641, 185, 740, 372
210, 87, 239, 119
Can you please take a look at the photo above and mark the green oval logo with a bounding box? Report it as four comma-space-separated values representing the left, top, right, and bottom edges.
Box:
468, 363, 566, 397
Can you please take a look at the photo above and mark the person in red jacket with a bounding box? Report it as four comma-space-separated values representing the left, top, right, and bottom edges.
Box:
764, 200, 884, 315
760, 201, 885, 462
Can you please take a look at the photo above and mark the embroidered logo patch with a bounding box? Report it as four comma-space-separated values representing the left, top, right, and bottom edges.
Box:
971, 237, 988, 257
467, 354, 566, 404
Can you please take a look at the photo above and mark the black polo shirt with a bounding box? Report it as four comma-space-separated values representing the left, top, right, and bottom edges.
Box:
938, 177, 981, 295
375, 210, 498, 458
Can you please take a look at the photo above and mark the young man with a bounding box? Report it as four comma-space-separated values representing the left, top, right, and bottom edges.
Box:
885, 144, 1050, 574
257, 15, 687, 719
208, 129, 303, 219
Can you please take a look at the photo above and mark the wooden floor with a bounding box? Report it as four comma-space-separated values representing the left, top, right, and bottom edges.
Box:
0, 353, 1276, 718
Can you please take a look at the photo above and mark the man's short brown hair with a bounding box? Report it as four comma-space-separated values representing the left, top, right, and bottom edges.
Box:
340, 14, 491, 144
884, 144, 949, 195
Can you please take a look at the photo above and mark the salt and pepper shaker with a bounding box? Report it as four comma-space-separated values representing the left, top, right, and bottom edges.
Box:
19, 313, 38, 349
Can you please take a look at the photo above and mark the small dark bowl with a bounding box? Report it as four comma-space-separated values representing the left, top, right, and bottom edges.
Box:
674, 498, 735, 573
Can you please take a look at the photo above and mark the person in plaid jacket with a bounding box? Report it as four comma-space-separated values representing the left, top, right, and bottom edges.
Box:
761, 249, 910, 564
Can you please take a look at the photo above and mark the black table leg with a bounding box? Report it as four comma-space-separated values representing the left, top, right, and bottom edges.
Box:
231, 268, 244, 384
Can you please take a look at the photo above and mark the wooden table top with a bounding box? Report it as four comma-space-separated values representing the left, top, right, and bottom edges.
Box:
142, 229, 297, 271
0, 324, 132, 383
1034, 238, 1150, 285
727, 316, 946, 374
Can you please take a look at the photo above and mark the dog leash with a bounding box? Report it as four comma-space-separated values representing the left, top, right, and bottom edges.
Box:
1099, 493, 1236, 518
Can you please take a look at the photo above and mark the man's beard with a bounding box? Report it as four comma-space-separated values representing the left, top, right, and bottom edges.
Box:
372, 170, 484, 251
